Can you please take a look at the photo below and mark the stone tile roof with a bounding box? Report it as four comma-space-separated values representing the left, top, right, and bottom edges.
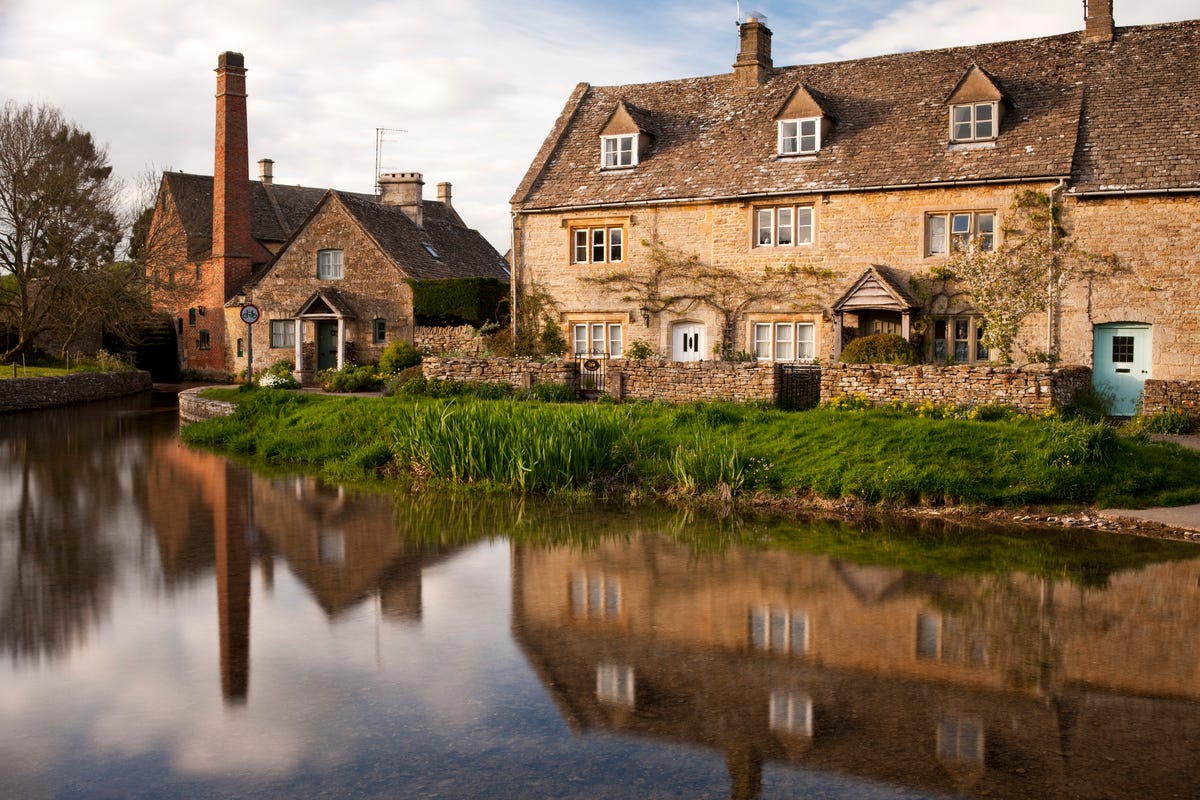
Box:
335, 192, 510, 282
513, 20, 1200, 209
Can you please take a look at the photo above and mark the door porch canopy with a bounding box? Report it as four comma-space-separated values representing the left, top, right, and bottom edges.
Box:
831, 265, 923, 358
292, 288, 358, 375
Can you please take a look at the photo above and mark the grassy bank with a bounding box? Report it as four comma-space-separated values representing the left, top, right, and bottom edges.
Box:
182, 389, 1200, 511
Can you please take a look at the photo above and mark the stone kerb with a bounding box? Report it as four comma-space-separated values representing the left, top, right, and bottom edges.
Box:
178, 387, 236, 422
1143, 379, 1200, 417
820, 363, 1091, 411
0, 370, 152, 413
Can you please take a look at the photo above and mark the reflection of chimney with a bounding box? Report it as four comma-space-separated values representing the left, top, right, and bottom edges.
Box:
213, 51, 254, 298
733, 14, 773, 88
215, 464, 252, 705
258, 158, 274, 185
378, 172, 424, 228
1084, 0, 1114, 43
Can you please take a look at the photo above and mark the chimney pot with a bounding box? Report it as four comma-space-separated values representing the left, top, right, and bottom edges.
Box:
378, 172, 424, 228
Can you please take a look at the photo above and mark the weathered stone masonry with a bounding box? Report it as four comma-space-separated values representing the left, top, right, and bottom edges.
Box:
0, 371, 152, 413
1143, 379, 1200, 417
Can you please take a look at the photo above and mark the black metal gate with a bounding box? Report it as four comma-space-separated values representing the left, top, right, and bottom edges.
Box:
778, 364, 821, 410
575, 354, 608, 398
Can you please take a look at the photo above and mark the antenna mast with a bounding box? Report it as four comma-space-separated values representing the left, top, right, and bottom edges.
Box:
374, 127, 408, 195
736, 0, 742, 25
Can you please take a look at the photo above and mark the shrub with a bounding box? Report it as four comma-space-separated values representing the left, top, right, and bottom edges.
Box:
379, 340, 422, 374
266, 359, 295, 378
625, 338, 656, 360
318, 363, 383, 393
1137, 408, 1197, 435
524, 382, 575, 403
382, 365, 425, 397
539, 317, 567, 357
839, 333, 917, 365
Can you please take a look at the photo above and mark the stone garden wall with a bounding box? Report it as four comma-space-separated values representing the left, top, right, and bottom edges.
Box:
414, 325, 480, 355
607, 360, 778, 404
421, 356, 577, 391
1142, 379, 1200, 416
0, 370, 152, 413
819, 364, 1092, 412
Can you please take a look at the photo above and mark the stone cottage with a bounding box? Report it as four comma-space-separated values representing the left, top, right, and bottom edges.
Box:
146, 52, 508, 381
510, 1, 1200, 414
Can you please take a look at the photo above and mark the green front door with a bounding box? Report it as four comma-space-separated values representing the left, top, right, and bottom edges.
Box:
1093, 323, 1151, 416
316, 321, 339, 371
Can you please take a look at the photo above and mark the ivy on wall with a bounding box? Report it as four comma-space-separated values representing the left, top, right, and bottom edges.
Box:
408, 278, 508, 327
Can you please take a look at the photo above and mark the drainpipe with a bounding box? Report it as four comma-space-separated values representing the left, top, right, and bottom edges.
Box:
1047, 179, 1065, 356
510, 211, 520, 348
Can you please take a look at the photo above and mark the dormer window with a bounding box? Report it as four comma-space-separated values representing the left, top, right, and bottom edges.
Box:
602, 134, 636, 168
950, 102, 997, 143
778, 118, 820, 156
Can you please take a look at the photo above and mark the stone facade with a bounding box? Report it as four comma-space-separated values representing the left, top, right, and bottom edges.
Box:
0, 371, 152, 413
820, 364, 1092, 412
1142, 379, 1200, 416
414, 325, 481, 355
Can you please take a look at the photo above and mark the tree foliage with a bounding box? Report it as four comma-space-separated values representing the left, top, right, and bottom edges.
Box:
0, 101, 127, 359
937, 189, 1116, 364
584, 239, 834, 359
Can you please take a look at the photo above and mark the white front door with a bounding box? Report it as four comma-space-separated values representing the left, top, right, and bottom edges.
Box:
672, 323, 705, 362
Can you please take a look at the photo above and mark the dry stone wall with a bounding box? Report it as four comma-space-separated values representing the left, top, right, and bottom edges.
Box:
178, 387, 236, 422
1143, 379, 1200, 416
0, 371, 152, 413
820, 364, 1091, 412
414, 325, 480, 355
421, 357, 577, 391
608, 360, 778, 403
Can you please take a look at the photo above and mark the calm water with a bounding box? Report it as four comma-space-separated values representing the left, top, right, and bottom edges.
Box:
3, 394, 1200, 799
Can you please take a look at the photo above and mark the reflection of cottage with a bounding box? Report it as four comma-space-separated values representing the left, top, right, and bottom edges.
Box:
511, 1, 1200, 413
511, 533, 1200, 799
146, 52, 507, 381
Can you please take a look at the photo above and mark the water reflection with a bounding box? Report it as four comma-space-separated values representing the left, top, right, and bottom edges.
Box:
2, 395, 1200, 798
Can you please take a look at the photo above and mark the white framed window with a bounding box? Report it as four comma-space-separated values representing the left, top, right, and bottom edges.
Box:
769, 690, 814, 737
317, 249, 343, 279
752, 322, 816, 362
571, 226, 624, 264
596, 663, 635, 707
749, 606, 809, 656
950, 102, 997, 142
571, 322, 623, 357
569, 573, 622, 621
926, 211, 994, 255
269, 319, 295, 349
937, 716, 984, 765
931, 316, 989, 364
755, 206, 813, 247
917, 612, 987, 665
601, 134, 636, 168
778, 117, 821, 155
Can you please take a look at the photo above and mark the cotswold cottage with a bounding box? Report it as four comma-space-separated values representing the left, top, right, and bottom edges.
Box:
147, 53, 507, 381
510, 1, 1200, 414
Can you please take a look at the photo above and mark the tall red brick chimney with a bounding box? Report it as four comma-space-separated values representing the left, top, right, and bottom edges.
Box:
213, 51, 253, 299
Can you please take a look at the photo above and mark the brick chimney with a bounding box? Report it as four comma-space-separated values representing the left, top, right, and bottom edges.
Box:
733, 13, 773, 88
213, 51, 254, 299
1084, 0, 1114, 43
258, 158, 274, 185
379, 172, 424, 227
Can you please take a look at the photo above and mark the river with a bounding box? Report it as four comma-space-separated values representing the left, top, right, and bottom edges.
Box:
2, 392, 1199, 799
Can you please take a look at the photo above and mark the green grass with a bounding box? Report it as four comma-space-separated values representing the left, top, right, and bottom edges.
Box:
182, 390, 1200, 509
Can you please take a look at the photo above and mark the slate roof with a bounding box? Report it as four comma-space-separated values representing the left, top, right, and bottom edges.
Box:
513, 19, 1200, 210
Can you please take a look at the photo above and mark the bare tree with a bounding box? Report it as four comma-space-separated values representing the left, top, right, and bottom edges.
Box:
584, 239, 834, 358
0, 101, 124, 360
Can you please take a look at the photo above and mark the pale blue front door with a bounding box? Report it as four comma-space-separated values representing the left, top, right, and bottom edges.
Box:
1093, 323, 1151, 415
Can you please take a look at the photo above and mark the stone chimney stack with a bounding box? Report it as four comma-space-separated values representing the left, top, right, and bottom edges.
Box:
733, 14, 773, 88
213, 51, 254, 299
437, 181, 452, 209
258, 158, 274, 185
1084, 0, 1114, 43
379, 172, 424, 228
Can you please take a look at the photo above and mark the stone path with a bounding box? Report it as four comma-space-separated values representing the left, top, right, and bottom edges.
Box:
1099, 434, 1200, 534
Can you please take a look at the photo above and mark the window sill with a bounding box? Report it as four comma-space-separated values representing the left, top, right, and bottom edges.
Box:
947, 141, 996, 150
599, 165, 636, 172
775, 153, 819, 160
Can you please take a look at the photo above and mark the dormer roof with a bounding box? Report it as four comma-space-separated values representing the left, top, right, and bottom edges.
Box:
945, 63, 1008, 106
775, 83, 834, 121
602, 99, 657, 138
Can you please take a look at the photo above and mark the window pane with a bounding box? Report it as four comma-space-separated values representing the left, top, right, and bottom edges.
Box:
757, 209, 774, 245
373, 318, 386, 344
796, 207, 813, 244
777, 207, 793, 245
951, 214, 972, 251
975, 320, 989, 361
927, 215, 947, 254
1112, 335, 1135, 363
591, 323, 605, 355
608, 324, 622, 357
796, 323, 815, 359
799, 118, 818, 152
917, 613, 940, 658
779, 120, 798, 154
574, 229, 588, 263
750, 608, 768, 649
790, 614, 808, 655
952, 105, 973, 140
608, 228, 623, 262
753, 323, 771, 360
976, 213, 995, 251
591, 228, 606, 263
603, 138, 618, 167
774, 323, 793, 361
573, 325, 587, 356
974, 103, 994, 139
770, 610, 789, 653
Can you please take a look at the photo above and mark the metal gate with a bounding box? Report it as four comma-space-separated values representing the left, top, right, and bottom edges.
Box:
778, 364, 821, 410
575, 354, 608, 398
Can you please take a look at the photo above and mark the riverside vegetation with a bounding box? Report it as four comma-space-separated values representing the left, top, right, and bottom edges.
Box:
182, 384, 1200, 513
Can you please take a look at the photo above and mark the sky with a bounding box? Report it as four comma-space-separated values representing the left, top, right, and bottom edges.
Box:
0, 0, 1195, 252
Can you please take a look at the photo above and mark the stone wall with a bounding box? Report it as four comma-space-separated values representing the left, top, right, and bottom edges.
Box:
421, 356, 577, 391
178, 386, 236, 422
820, 364, 1092, 412
0, 370, 152, 413
607, 360, 778, 403
414, 325, 480, 355
1142, 379, 1200, 416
